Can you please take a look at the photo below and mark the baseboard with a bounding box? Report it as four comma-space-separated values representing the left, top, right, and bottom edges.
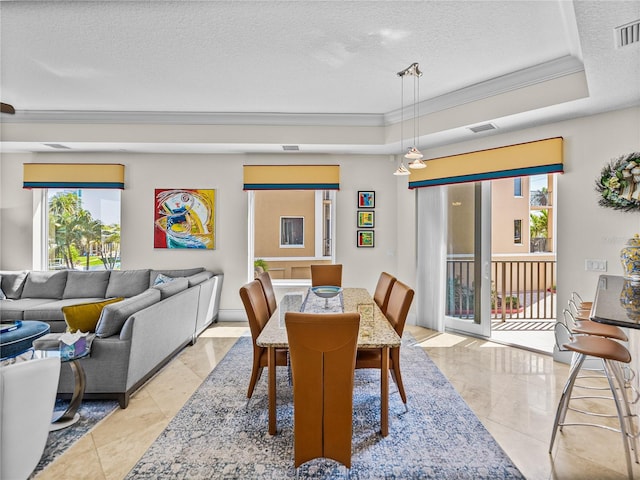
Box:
218, 309, 247, 322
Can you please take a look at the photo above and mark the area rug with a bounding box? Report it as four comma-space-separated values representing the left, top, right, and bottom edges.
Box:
30, 399, 118, 478
127, 335, 524, 479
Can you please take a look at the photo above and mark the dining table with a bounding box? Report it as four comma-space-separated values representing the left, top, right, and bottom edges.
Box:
256, 287, 402, 437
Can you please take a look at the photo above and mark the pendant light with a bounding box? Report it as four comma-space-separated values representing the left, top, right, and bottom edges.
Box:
400, 63, 426, 169
393, 64, 411, 176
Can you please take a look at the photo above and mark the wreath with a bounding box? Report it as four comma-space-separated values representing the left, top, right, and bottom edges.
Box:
595, 152, 640, 212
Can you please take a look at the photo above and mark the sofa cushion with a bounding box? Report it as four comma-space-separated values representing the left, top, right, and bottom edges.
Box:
0, 278, 5, 300
105, 269, 151, 298
63, 271, 111, 299
21, 298, 107, 322
186, 271, 214, 287
0, 298, 54, 320
21, 271, 68, 299
0, 271, 28, 299
96, 288, 161, 338
149, 268, 205, 287
62, 297, 124, 333
152, 277, 188, 299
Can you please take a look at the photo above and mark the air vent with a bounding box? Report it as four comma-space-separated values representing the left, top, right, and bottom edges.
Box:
282, 145, 299, 151
615, 19, 640, 48
468, 123, 497, 133
43, 143, 71, 149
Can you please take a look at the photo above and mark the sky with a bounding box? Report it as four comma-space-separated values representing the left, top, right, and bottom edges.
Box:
49, 189, 121, 226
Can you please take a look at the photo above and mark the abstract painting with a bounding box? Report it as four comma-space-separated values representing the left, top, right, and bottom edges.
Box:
154, 189, 215, 249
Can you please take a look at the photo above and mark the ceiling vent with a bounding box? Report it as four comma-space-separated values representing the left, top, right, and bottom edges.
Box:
468, 123, 497, 133
615, 19, 640, 48
43, 143, 71, 149
282, 145, 299, 151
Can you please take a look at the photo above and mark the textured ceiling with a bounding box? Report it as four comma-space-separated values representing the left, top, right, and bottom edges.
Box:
1, 1, 639, 154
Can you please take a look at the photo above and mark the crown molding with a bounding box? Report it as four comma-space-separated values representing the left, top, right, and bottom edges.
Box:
384, 55, 585, 124
1, 110, 386, 127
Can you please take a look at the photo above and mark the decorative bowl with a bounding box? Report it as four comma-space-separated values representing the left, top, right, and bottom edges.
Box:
310, 286, 342, 299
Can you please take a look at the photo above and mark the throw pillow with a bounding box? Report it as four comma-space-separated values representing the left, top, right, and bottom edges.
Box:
153, 273, 175, 285
62, 298, 124, 333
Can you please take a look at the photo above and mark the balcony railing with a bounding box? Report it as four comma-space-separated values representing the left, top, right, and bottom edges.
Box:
446, 259, 556, 321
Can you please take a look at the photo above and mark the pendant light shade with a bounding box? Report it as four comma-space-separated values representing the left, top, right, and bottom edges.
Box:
393, 164, 411, 176
408, 158, 427, 169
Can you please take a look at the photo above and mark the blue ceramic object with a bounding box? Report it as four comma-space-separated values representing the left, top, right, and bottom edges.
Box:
621, 234, 640, 282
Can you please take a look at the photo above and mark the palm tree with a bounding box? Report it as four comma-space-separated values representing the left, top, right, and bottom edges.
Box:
49, 192, 84, 268
531, 187, 549, 206
530, 209, 548, 238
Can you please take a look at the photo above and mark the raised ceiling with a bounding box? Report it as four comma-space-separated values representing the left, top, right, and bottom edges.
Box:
1, 1, 639, 154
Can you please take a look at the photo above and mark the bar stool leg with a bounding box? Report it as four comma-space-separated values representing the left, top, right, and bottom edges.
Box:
610, 360, 639, 465
550, 353, 586, 451
603, 359, 635, 479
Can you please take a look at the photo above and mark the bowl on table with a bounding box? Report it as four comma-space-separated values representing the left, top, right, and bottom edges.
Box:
310, 286, 343, 309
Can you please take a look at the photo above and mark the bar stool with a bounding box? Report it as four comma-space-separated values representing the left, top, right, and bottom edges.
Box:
550, 335, 638, 479
571, 291, 593, 311
563, 308, 629, 342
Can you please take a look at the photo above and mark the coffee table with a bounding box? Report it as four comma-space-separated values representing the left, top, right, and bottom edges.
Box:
34, 335, 92, 431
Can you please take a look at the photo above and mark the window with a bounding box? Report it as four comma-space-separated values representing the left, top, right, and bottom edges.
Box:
280, 217, 304, 247
250, 190, 335, 282
513, 178, 522, 197
514, 219, 522, 244
46, 189, 121, 270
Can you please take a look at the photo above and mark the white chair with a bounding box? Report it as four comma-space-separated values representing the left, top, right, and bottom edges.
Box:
1, 357, 61, 480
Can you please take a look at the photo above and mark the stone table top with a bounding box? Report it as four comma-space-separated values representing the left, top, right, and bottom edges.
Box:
256, 287, 401, 349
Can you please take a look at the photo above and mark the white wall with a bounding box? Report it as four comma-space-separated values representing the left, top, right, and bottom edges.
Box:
0, 152, 401, 318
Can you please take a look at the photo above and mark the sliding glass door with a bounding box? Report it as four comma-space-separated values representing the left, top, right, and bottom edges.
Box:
444, 182, 491, 337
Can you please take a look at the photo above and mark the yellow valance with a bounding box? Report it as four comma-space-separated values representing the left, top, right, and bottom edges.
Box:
243, 165, 340, 190
23, 163, 125, 189
408, 137, 563, 189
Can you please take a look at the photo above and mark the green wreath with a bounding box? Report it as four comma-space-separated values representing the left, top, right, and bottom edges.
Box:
595, 152, 640, 212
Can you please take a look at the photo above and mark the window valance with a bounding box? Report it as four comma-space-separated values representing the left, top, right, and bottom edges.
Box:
243, 165, 340, 190
23, 163, 125, 189
408, 137, 563, 189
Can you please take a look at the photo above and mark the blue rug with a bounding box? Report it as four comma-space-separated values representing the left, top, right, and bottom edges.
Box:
30, 399, 118, 478
127, 335, 524, 479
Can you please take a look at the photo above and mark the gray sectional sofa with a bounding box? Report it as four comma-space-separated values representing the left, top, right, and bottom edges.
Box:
0, 267, 223, 408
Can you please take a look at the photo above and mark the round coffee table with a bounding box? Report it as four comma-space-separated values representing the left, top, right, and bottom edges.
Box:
0, 320, 50, 360
39, 349, 90, 430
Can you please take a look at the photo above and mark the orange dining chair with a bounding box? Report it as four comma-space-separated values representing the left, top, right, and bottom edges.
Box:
285, 311, 360, 471
373, 272, 397, 315
310, 263, 343, 287
256, 271, 278, 318
356, 279, 414, 405
239, 280, 288, 399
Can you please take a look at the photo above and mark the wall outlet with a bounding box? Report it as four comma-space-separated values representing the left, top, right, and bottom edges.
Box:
585, 259, 607, 272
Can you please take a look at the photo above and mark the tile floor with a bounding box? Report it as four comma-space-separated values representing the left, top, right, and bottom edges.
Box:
35, 322, 639, 479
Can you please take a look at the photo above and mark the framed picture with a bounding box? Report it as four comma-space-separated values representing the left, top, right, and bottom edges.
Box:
357, 210, 375, 228
357, 230, 375, 248
357, 191, 375, 208
154, 188, 215, 249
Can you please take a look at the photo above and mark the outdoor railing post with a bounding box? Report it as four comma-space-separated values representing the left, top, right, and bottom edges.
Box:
501, 261, 506, 322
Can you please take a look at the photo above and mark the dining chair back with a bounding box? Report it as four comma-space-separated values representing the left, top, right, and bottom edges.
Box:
385, 280, 415, 338
285, 311, 360, 470
356, 279, 414, 405
1, 356, 61, 480
239, 280, 287, 398
373, 272, 397, 315
256, 271, 277, 318
310, 264, 343, 287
